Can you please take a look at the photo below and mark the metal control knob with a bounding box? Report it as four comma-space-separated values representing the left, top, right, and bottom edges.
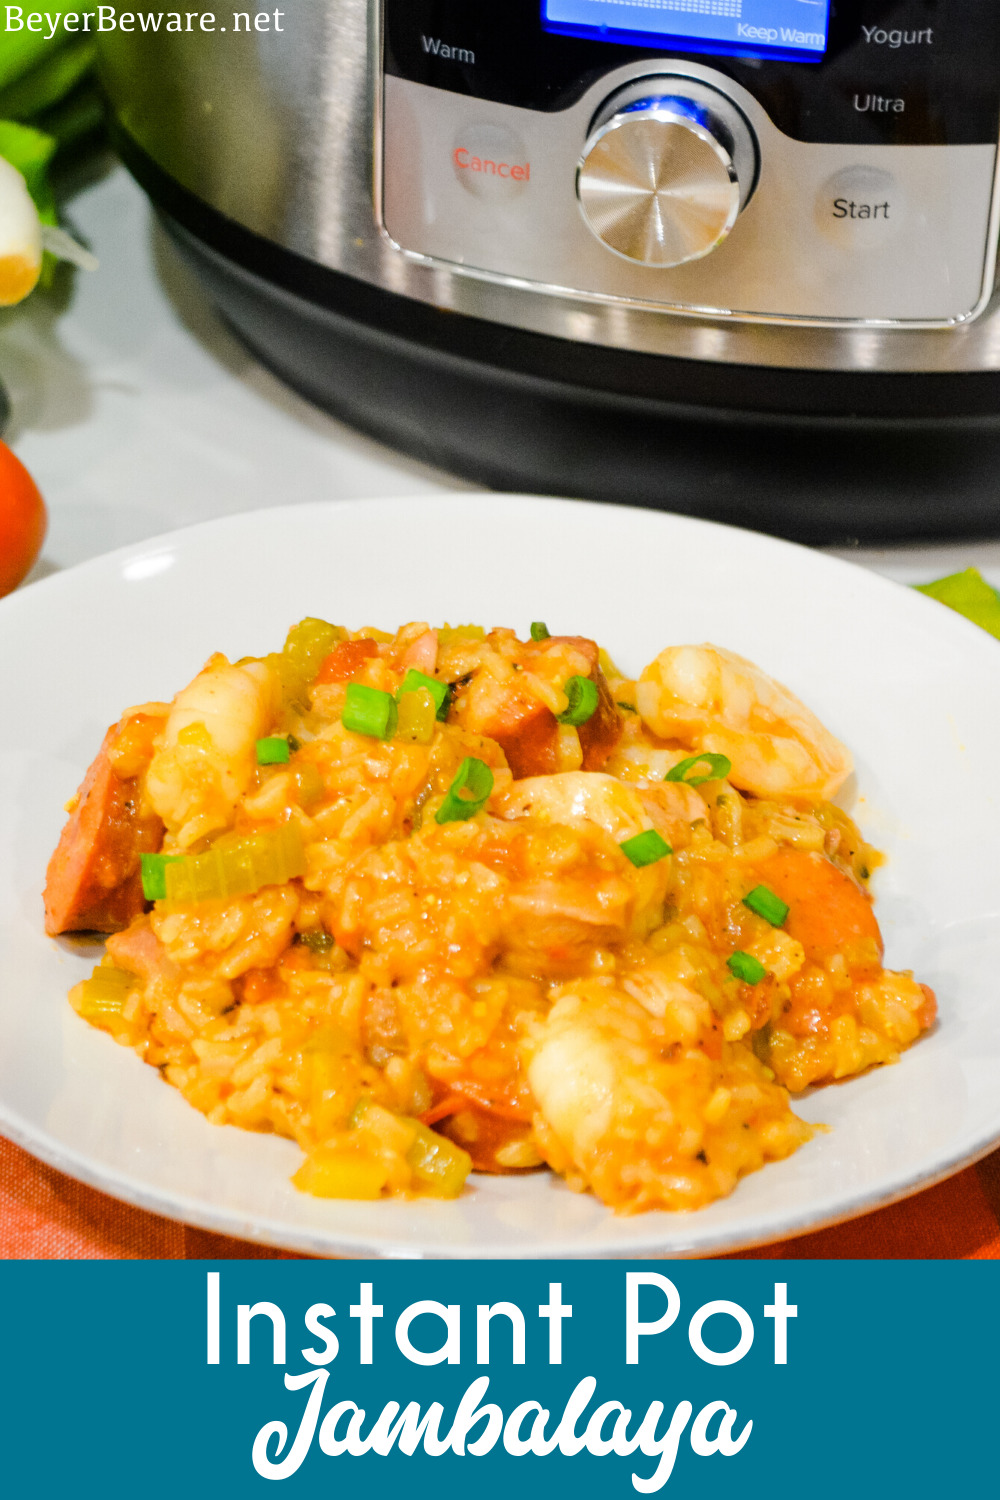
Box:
577, 78, 758, 268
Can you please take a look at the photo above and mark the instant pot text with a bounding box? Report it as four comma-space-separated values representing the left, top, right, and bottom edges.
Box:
206, 1273, 799, 1485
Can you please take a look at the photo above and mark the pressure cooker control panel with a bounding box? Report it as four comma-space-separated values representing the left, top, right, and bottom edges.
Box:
381, 2, 1000, 325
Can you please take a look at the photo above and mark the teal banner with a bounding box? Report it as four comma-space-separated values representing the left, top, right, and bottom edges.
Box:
0, 1262, 993, 1493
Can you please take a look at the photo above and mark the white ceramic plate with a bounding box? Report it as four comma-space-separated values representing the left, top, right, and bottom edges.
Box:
3, 494, 999, 1258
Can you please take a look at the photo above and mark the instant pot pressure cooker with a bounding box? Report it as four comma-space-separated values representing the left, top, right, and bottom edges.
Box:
100, 2, 1000, 540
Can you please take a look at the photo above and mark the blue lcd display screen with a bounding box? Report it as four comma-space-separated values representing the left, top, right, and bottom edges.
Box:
541, 0, 832, 62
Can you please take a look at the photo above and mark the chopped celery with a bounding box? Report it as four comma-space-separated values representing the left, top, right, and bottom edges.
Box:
915, 568, 1000, 641
437, 624, 485, 647
292, 761, 324, 811
292, 1146, 389, 1200
395, 686, 437, 744
77, 963, 135, 1019
270, 617, 344, 705
407, 1123, 472, 1198
162, 823, 306, 904
397, 669, 450, 719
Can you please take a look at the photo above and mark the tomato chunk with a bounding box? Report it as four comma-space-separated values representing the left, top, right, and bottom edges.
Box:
315, 638, 379, 684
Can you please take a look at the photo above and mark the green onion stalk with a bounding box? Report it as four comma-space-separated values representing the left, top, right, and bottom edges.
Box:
0, 6, 105, 291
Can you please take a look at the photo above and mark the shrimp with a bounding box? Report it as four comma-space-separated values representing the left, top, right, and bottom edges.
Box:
524, 982, 811, 1211
494, 771, 647, 842
636, 644, 852, 801
145, 654, 280, 847
495, 772, 672, 942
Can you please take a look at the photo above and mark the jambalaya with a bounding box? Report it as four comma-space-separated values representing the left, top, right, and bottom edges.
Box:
44, 621, 936, 1212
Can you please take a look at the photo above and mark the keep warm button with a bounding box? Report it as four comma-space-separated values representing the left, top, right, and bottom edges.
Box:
452, 123, 531, 199
815, 166, 906, 248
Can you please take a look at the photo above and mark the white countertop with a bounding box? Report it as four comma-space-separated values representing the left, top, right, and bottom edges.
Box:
5, 162, 1000, 589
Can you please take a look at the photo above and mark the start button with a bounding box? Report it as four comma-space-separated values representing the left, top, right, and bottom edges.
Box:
815, 166, 906, 247
452, 123, 531, 198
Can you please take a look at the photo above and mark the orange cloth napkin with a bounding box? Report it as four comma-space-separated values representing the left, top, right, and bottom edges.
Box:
1, 1133, 997, 1260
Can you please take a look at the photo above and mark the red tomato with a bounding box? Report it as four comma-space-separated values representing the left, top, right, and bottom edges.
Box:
0, 440, 46, 597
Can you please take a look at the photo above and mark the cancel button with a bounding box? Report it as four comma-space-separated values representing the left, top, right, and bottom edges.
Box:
815, 166, 906, 247
452, 123, 531, 199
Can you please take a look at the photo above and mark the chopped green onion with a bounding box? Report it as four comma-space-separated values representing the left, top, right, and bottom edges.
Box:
161, 824, 307, 905
530, 622, 550, 641
558, 674, 599, 726
616, 701, 637, 713
256, 736, 291, 765
140, 852, 183, 901
619, 829, 672, 867
397, 668, 451, 721
743, 885, 789, 927
342, 682, 398, 740
665, 752, 733, 787
728, 951, 767, 985
435, 757, 495, 824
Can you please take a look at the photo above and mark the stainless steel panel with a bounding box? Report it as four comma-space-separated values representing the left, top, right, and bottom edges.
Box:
97, 0, 1000, 372
382, 66, 997, 325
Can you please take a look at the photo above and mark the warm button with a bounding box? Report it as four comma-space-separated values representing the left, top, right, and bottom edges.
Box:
815, 166, 906, 248
452, 123, 531, 199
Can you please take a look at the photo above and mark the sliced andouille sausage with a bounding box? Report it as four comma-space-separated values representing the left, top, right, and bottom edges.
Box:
458, 634, 624, 779
44, 715, 165, 936
756, 846, 883, 975
577, 655, 624, 771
